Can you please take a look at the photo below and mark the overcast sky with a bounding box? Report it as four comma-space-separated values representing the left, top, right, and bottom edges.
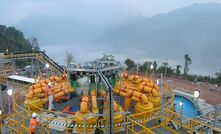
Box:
1, 0, 221, 75
1, 0, 221, 25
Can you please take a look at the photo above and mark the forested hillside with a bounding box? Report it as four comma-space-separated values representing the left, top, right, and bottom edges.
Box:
0, 25, 34, 53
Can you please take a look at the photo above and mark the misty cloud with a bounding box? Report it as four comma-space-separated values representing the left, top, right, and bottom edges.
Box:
1, 0, 221, 25
1, 1, 221, 75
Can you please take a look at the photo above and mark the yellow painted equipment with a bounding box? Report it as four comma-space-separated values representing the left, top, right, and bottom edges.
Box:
24, 74, 74, 109
5, 71, 221, 134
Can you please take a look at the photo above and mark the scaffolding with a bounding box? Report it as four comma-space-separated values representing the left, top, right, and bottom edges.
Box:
0, 58, 15, 79
0, 51, 64, 76
127, 108, 221, 134
2, 54, 221, 134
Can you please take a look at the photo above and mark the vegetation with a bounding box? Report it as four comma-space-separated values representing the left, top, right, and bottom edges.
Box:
138, 61, 152, 72
184, 54, 192, 77
124, 58, 136, 71
0, 25, 41, 69
27, 37, 40, 51
124, 56, 221, 86
215, 70, 221, 86
185, 72, 221, 86
153, 60, 157, 74
0, 25, 34, 53
157, 65, 174, 75
162, 59, 169, 75
65, 51, 74, 67
176, 65, 182, 76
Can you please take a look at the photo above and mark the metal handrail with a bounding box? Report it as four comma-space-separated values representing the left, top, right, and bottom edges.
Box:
12, 73, 173, 134
126, 82, 175, 134
11, 85, 51, 134
12, 84, 77, 133
1, 52, 64, 75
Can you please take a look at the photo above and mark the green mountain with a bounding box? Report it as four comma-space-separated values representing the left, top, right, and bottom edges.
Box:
13, 3, 221, 74
0, 25, 32, 53
15, 16, 100, 46
94, 3, 221, 74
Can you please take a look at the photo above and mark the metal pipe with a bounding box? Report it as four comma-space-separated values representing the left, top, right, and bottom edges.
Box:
123, 112, 126, 128
96, 68, 114, 134
153, 66, 154, 78
83, 115, 86, 134
82, 111, 130, 118
160, 73, 163, 106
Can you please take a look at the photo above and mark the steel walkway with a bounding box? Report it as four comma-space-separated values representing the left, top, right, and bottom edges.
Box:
1, 51, 64, 75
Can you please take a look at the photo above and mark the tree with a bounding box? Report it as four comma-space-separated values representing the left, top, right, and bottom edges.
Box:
138, 63, 145, 72
157, 65, 174, 75
162, 59, 169, 75
184, 54, 192, 77
0, 25, 37, 68
125, 58, 136, 71
176, 65, 182, 76
138, 61, 152, 73
65, 51, 74, 67
215, 70, 221, 78
153, 61, 157, 73
215, 69, 221, 85
28, 37, 40, 51
0, 25, 33, 53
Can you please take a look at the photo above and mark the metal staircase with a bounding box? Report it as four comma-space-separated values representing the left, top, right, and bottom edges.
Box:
1, 51, 64, 75
0, 55, 15, 81
194, 105, 221, 132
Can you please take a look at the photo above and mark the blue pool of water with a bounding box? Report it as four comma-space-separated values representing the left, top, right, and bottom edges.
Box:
174, 95, 200, 118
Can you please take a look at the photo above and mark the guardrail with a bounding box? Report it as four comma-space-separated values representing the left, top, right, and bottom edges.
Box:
4, 111, 31, 133
126, 83, 175, 134
1, 52, 64, 75
11, 83, 80, 134
150, 109, 221, 133
10, 75, 175, 134
4, 85, 51, 134
126, 84, 221, 134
